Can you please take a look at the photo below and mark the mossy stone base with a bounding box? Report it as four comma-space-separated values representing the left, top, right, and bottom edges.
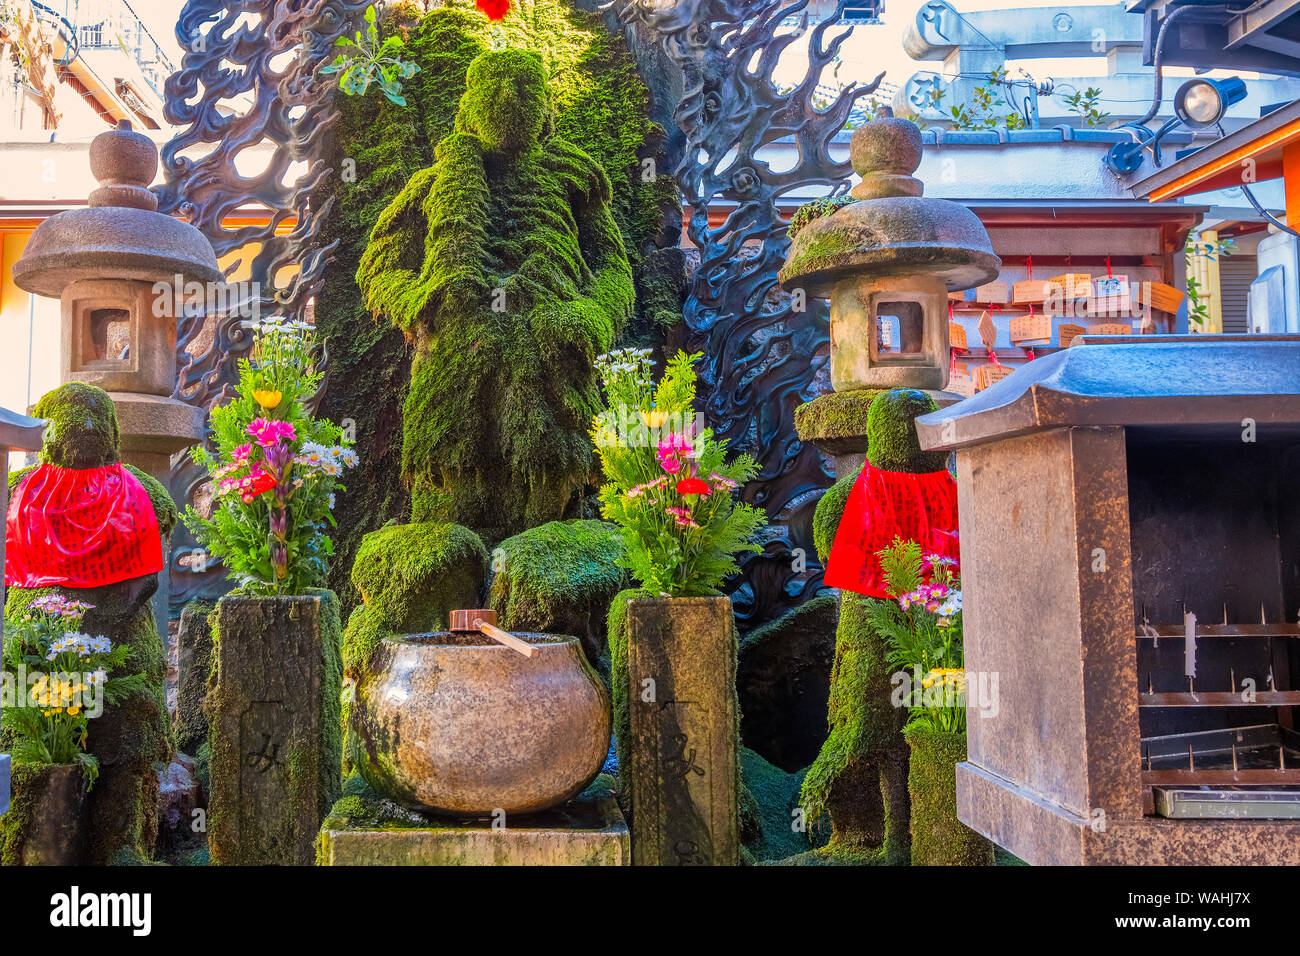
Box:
794, 389, 882, 457
209, 592, 342, 865
904, 727, 993, 866
488, 519, 627, 664
0, 763, 88, 865
317, 775, 628, 865
4, 581, 172, 865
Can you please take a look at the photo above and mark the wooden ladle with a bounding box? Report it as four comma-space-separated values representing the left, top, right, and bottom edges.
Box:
449, 608, 537, 659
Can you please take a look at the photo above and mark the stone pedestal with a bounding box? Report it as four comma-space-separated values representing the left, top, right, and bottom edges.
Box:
318, 790, 629, 866
210, 593, 342, 865
627, 595, 739, 866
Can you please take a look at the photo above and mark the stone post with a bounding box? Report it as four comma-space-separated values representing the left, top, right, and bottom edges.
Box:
209, 593, 342, 865
627, 595, 738, 866
0, 407, 47, 818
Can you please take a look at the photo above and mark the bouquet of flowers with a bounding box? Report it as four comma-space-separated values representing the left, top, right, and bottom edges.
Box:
867, 536, 967, 733
592, 349, 766, 595
1, 595, 144, 788
183, 317, 357, 594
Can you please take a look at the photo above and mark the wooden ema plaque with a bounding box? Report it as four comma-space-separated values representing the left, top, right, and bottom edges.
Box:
1011, 278, 1052, 304
1008, 312, 1051, 344
1134, 280, 1185, 315
974, 281, 1009, 303
975, 363, 1014, 391
1058, 323, 1086, 348
949, 321, 968, 350
1089, 275, 1131, 316
977, 310, 997, 351
948, 372, 976, 397
1088, 322, 1133, 336
1048, 273, 1092, 300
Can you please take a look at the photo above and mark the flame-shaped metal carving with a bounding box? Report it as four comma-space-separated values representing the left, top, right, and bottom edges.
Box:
156, 0, 370, 612
608, 0, 879, 626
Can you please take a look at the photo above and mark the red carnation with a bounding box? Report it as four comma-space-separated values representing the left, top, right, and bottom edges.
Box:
476, 0, 510, 20
676, 476, 710, 496
241, 472, 278, 503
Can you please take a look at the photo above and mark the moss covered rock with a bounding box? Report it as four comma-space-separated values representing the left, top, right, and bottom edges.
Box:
904, 727, 992, 866
866, 388, 947, 474
740, 748, 825, 862
794, 388, 883, 453
737, 594, 837, 772
488, 519, 627, 663
0, 384, 174, 865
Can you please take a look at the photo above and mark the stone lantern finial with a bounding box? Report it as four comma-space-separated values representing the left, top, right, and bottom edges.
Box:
88, 119, 160, 212
849, 115, 924, 200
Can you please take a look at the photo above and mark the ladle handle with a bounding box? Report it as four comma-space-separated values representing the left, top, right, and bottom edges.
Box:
477, 619, 537, 659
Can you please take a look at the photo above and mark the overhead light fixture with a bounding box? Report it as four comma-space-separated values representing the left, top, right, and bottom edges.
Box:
1105, 76, 1247, 175
1174, 77, 1247, 129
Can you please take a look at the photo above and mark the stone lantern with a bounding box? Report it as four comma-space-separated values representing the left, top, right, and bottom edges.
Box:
781, 111, 1000, 477
11, 119, 219, 487
10, 119, 221, 629
780, 112, 999, 394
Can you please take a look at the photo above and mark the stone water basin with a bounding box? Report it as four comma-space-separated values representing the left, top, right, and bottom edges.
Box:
351, 632, 611, 816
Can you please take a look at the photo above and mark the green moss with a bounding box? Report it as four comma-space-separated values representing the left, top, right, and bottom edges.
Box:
794, 388, 883, 445
349, 521, 487, 638
903, 726, 992, 866
787, 196, 856, 240
356, 51, 635, 539
316, 589, 345, 820
173, 599, 215, 756
488, 519, 627, 661
32, 382, 119, 469
739, 747, 825, 862
317, 3, 677, 613
866, 388, 949, 474
812, 473, 856, 563
605, 586, 645, 808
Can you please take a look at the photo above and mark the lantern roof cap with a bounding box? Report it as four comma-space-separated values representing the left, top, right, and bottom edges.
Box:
779, 114, 1000, 297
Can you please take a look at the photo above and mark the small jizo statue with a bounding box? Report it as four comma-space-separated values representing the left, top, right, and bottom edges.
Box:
801, 388, 958, 863
3, 383, 175, 864
357, 49, 635, 541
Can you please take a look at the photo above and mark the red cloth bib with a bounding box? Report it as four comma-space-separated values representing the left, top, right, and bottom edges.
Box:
5, 463, 163, 589
824, 461, 960, 598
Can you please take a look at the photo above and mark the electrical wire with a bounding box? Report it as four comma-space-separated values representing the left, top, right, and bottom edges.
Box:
1239, 182, 1300, 239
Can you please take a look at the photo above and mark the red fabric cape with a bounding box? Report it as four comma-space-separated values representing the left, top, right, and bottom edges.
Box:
824, 461, 960, 598
5, 463, 163, 588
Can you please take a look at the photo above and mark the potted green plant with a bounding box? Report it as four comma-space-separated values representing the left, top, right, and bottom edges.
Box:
0, 594, 143, 865
867, 536, 992, 866
182, 316, 356, 864
593, 349, 765, 864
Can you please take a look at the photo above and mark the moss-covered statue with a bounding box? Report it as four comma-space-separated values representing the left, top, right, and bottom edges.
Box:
798, 389, 955, 864
356, 49, 635, 541
2, 383, 175, 864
